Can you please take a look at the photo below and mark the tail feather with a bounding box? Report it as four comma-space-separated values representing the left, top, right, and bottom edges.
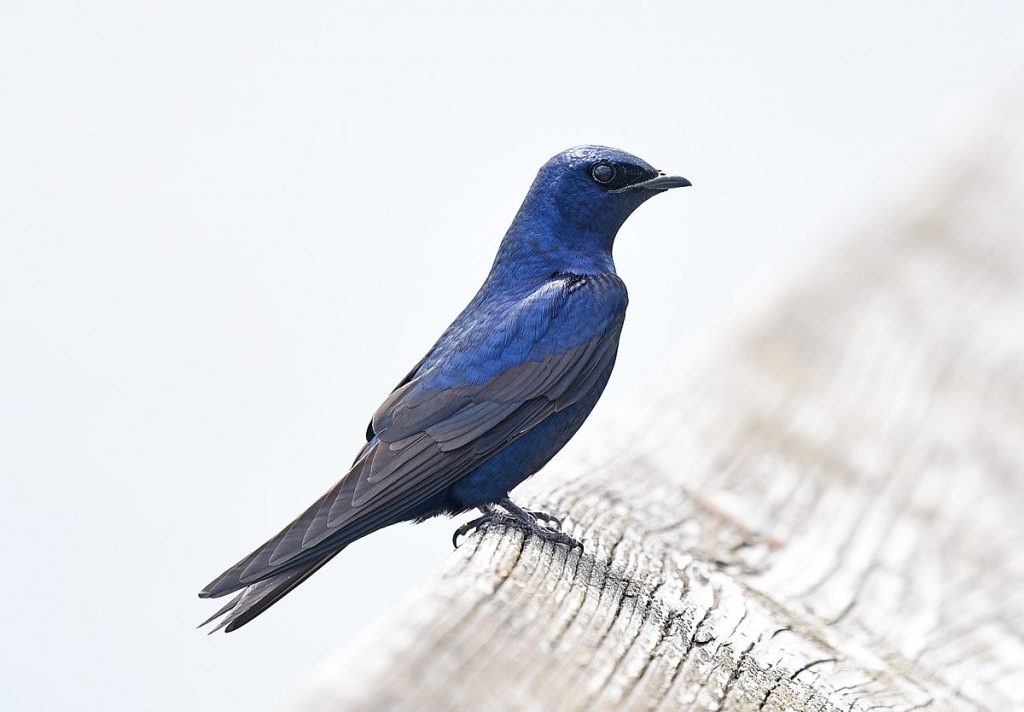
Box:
197, 591, 245, 629
198, 551, 339, 633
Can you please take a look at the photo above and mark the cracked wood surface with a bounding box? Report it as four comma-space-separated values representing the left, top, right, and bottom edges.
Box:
286, 115, 1024, 711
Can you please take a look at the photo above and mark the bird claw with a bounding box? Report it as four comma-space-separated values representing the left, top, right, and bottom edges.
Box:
521, 509, 581, 549
524, 521, 583, 551
500, 497, 582, 552
452, 510, 500, 548
451, 501, 581, 551
526, 510, 562, 530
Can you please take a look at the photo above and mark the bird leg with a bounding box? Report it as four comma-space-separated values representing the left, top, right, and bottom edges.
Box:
496, 497, 582, 551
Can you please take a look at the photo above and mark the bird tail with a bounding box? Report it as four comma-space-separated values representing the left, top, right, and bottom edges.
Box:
198, 551, 340, 633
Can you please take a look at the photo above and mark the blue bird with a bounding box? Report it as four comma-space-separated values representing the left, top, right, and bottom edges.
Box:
198, 146, 689, 632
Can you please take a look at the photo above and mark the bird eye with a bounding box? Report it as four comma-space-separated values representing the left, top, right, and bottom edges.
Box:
591, 162, 615, 184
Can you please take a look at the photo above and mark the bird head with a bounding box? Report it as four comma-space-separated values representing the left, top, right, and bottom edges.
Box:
513, 145, 689, 250
490, 146, 689, 282
540, 145, 688, 225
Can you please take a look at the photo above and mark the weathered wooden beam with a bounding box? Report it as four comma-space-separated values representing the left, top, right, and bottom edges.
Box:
286, 114, 1024, 711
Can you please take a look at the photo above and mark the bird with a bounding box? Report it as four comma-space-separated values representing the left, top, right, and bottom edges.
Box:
198, 145, 689, 632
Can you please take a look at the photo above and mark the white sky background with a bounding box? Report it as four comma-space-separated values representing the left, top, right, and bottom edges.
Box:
1, 2, 1022, 710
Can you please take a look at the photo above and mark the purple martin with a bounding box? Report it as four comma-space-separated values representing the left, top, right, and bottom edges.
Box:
199, 146, 689, 632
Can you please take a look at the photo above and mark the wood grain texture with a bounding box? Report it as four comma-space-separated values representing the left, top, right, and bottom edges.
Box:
286, 114, 1024, 712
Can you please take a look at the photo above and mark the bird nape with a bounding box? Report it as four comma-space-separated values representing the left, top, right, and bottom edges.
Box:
198, 145, 689, 632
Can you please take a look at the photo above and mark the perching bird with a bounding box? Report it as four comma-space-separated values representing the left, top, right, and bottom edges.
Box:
198, 145, 689, 632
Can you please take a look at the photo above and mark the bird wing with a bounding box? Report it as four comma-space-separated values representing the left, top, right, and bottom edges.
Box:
199, 272, 626, 599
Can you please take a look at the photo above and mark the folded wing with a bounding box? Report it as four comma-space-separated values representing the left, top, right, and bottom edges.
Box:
199, 273, 626, 599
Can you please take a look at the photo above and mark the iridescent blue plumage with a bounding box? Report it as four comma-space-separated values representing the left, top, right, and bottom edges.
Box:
198, 146, 689, 631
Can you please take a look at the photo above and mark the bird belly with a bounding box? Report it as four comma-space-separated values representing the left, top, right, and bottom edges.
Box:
443, 361, 615, 512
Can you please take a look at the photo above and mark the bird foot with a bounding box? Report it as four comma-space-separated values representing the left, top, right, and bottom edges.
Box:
498, 497, 582, 551
515, 516, 583, 550
452, 499, 582, 551
526, 509, 562, 530
452, 507, 502, 548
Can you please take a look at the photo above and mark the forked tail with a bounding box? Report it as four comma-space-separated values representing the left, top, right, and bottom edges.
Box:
198, 551, 339, 633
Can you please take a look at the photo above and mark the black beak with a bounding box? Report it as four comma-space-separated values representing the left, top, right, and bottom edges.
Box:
612, 171, 692, 193
634, 173, 691, 191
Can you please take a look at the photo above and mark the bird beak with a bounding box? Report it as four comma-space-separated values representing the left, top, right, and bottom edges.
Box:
612, 172, 692, 193
633, 173, 692, 191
